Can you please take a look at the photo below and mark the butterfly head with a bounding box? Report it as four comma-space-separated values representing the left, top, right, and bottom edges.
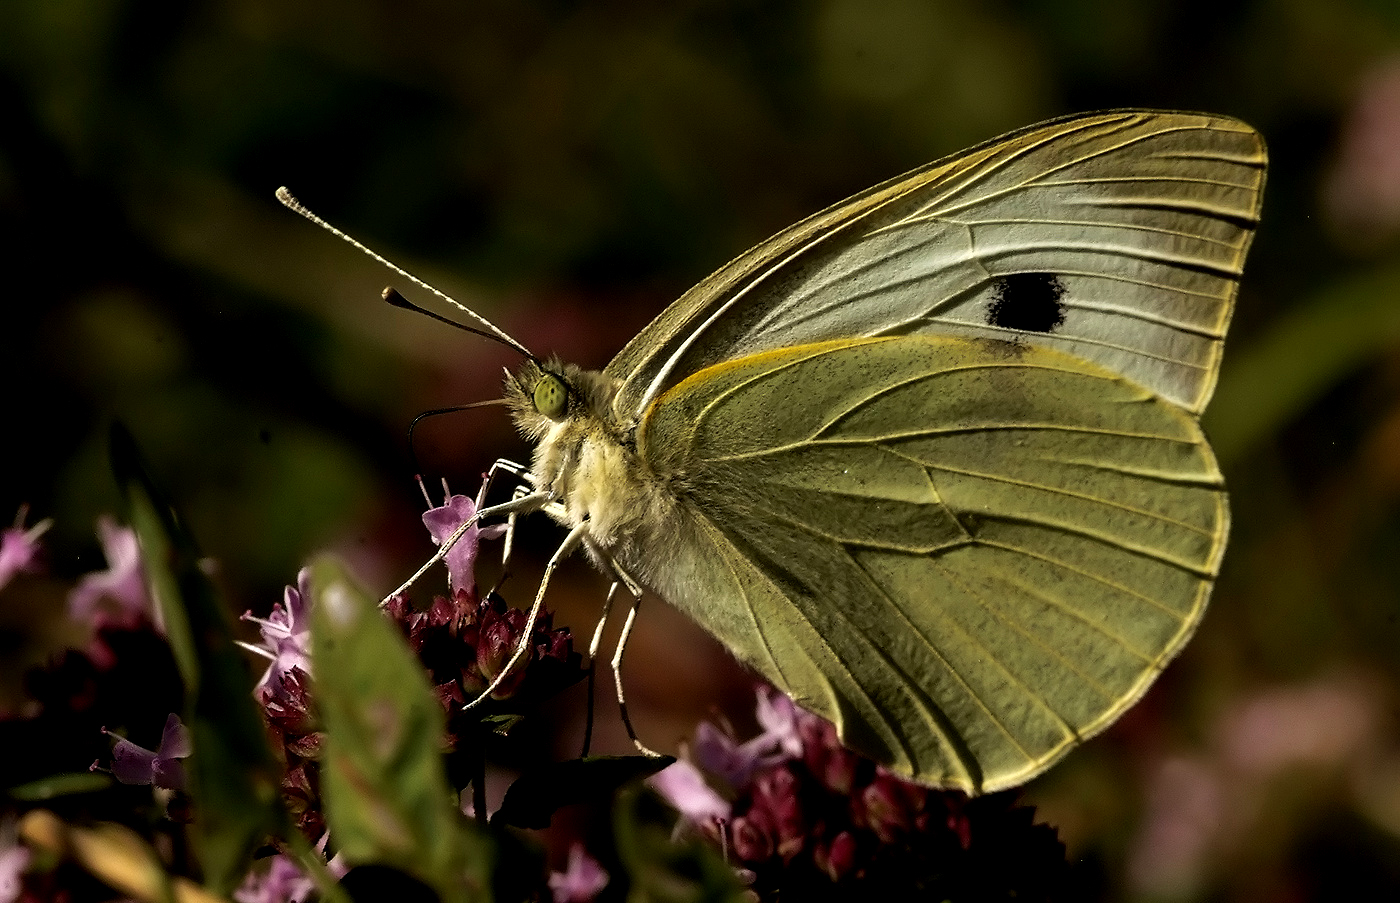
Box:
505, 359, 642, 539
504, 359, 624, 441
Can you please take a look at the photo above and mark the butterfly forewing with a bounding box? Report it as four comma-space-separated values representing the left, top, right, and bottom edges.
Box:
605, 110, 1265, 419
636, 336, 1227, 792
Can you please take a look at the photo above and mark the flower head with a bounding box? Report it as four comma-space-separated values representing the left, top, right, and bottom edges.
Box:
244, 568, 314, 694
102, 712, 191, 791
654, 686, 1071, 899
234, 855, 315, 903
388, 588, 581, 710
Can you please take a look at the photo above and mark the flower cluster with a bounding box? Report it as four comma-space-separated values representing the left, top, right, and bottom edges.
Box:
652, 688, 1073, 900
238, 489, 584, 842
2, 515, 184, 900
8, 515, 183, 787
382, 491, 584, 798
242, 571, 324, 837
3, 491, 1067, 903
388, 487, 582, 714
385, 587, 580, 712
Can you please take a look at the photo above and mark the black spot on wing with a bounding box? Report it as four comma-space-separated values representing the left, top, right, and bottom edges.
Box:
987, 273, 1067, 334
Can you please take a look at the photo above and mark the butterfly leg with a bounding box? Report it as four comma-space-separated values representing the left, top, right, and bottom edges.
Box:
463, 520, 588, 709
610, 587, 663, 758
479, 459, 571, 597
578, 547, 659, 757
483, 456, 535, 492
578, 581, 623, 756
479, 457, 535, 571
491, 482, 540, 594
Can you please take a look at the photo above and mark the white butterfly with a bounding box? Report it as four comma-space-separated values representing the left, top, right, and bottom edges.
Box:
283, 109, 1266, 793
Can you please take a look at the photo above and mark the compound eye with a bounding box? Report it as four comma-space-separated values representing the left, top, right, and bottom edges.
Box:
533, 372, 568, 420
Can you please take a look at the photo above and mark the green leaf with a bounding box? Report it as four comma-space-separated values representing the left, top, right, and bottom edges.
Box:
613, 786, 749, 903
109, 423, 286, 894
478, 714, 525, 737
308, 557, 493, 903
494, 755, 675, 830
6, 772, 112, 801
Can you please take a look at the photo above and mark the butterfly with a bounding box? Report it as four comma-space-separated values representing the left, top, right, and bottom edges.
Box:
284, 109, 1266, 794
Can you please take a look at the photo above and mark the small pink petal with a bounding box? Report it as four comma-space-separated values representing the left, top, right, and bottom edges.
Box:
647, 759, 730, 824
548, 845, 609, 903
0, 507, 50, 592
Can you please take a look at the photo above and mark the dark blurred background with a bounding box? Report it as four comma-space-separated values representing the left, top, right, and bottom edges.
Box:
4, 0, 1400, 898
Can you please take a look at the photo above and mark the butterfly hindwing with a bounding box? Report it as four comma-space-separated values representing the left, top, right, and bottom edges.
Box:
606, 110, 1265, 419
637, 335, 1226, 792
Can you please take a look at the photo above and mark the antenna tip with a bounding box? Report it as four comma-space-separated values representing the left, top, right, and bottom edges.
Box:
383, 287, 411, 309
275, 186, 298, 208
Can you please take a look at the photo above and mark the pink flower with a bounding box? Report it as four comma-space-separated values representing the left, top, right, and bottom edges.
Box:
0, 506, 50, 593
548, 845, 609, 903
234, 855, 314, 903
688, 686, 805, 789
648, 759, 731, 825
754, 685, 803, 758
658, 686, 1067, 897
234, 834, 346, 903
0, 842, 31, 903
68, 516, 152, 626
691, 721, 783, 790
421, 488, 505, 594
244, 569, 313, 693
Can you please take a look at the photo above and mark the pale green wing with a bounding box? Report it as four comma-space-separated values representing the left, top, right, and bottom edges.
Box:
606, 110, 1265, 419
637, 336, 1226, 793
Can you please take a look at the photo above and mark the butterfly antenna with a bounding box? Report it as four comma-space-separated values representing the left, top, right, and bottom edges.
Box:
381, 287, 543, 363
275, 187, 537, 360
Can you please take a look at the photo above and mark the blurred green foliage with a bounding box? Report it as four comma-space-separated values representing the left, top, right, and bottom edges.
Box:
5, 1, 1400, 900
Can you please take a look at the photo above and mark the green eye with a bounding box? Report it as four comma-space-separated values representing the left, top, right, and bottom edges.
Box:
533, 373, 568, 419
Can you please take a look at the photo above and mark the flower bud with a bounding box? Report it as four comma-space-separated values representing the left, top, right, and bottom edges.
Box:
751, 767, 805, 862
812, 830, 858, 883
731, 811, 776, 863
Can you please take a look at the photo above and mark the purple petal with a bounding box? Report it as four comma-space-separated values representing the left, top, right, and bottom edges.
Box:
275, 568, 313, 642
548, 845, 609, 903
158, 712, 192, 760
109, 714, 190, 788
647, 759, 730, 825
151, 756, 187, 792
692, 722, 782, 789
110, 735, 157, 785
